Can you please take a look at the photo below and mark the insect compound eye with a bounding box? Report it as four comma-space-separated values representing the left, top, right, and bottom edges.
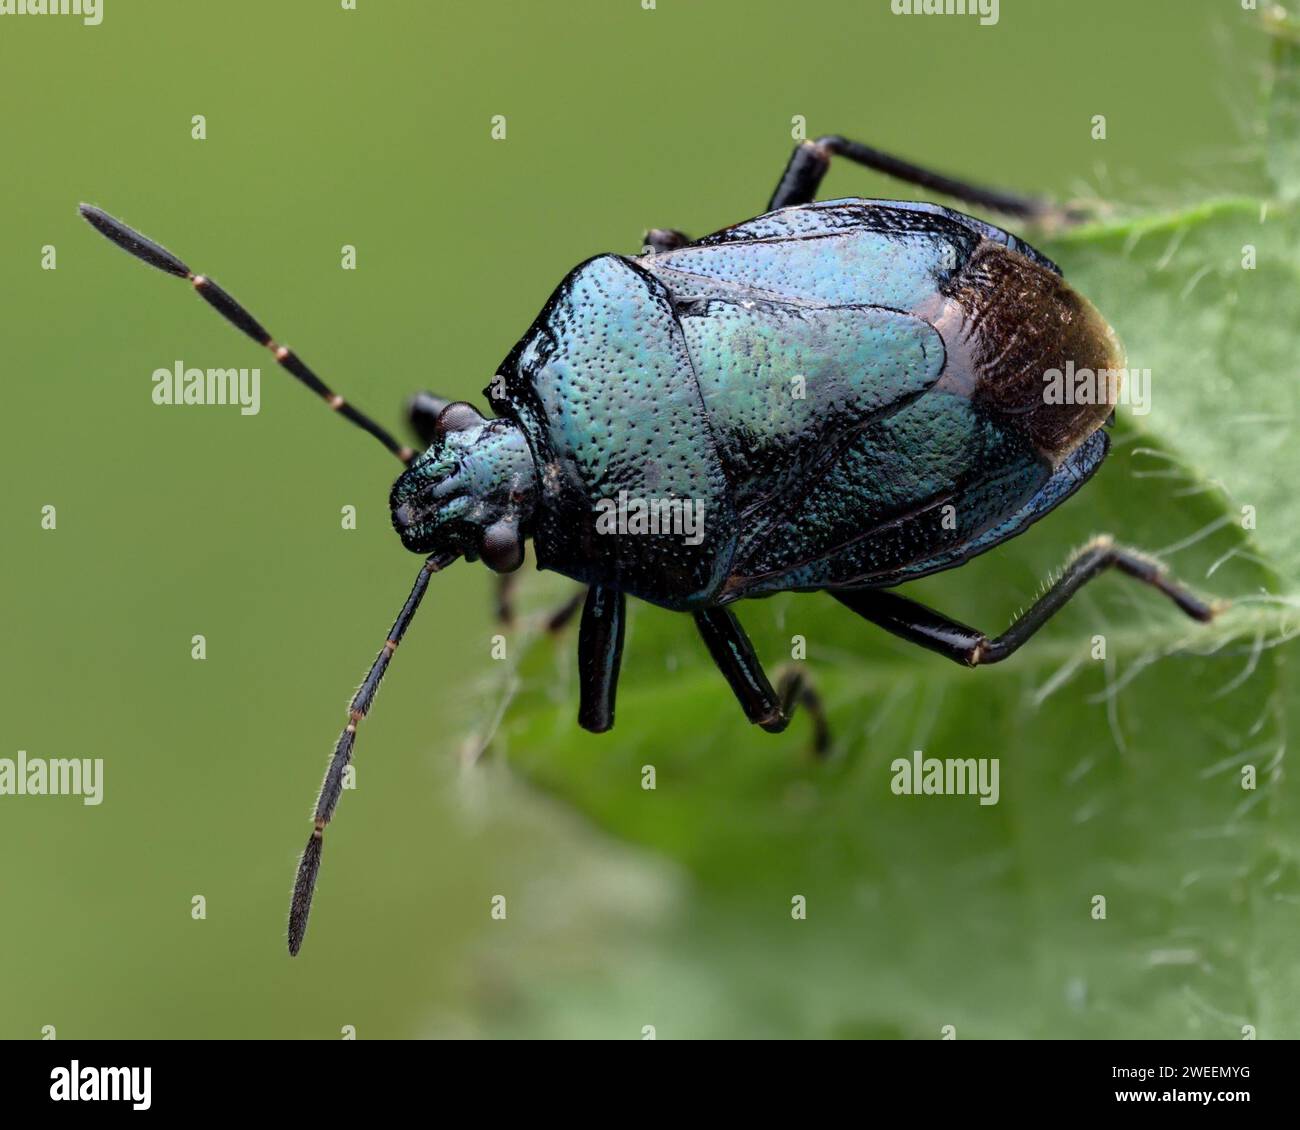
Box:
480, 519, 524, 574
435, 401, 486, 435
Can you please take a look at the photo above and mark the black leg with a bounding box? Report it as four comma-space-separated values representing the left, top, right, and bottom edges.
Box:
491, 575, 587, 631
773, 665, 830, 757
407, 391, 455, 448
493, 572, 519, 627
832, 536, 1222, 668
693, 607, 830, 755
642, 228, 691, 254
768, 134, 1056, 219
577, 586, 626, 733
547, 586, 588, 634
287, 551, 454, 956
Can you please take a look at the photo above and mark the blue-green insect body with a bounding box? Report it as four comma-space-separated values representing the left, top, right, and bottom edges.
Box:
80, 135, 1221, 957
393, 199, 1120, 612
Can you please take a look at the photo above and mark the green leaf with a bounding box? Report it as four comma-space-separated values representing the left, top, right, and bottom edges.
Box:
463, 9, 1300, 1039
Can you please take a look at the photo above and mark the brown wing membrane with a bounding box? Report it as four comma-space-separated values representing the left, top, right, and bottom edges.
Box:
928, 242, 1124, 464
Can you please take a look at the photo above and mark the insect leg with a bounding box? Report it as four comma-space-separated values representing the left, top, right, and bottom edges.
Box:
772, 666, 830, 757
577, 586, 627, 733
406, 391, 455, 447
287, 552, 452, 956
494, 573, 520, 627
767, 135, 1055, 219
831, 536, 1223, 667
547, 586, 588, 634
641, 228, 691, 254
491, 576, 586, 631
693, 607, 831, 755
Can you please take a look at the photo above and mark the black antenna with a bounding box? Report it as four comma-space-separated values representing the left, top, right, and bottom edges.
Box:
287, 551, 455, 956
79, 204, 415, 465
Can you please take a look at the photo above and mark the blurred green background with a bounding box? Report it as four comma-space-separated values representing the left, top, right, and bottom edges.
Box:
1, 0, 1294, 1039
